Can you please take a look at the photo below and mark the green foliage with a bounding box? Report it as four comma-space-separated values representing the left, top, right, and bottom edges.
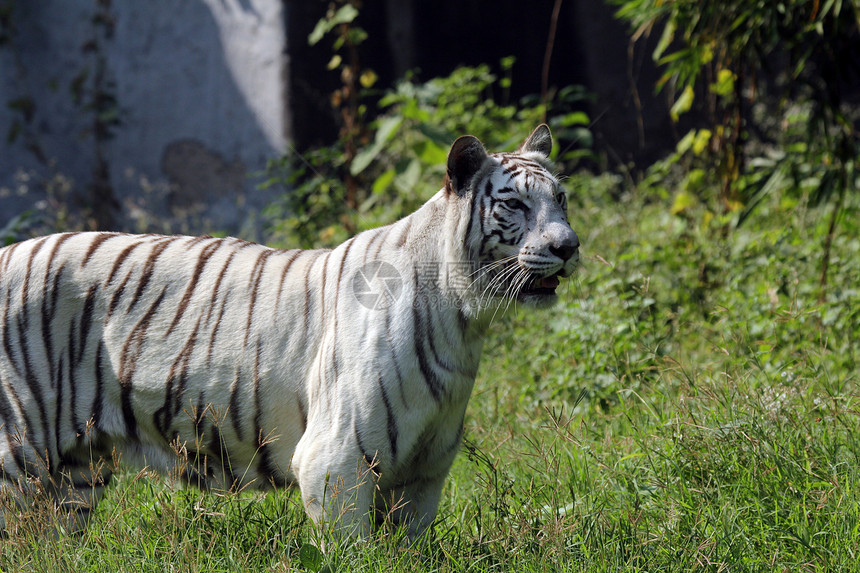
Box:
264, 60, 593, 248
265, 1, 593, 249
308, 3, 359, 47
501, 171, 858, 408
613, 0, 859, 300
263, 145, 356, 248
613, 0, 860, 213
450, 176, 860, 570
0, 210, 32, 246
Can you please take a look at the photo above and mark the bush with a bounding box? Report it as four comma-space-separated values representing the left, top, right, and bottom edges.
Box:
263, 59, 593, 249
612, 0, 860, 296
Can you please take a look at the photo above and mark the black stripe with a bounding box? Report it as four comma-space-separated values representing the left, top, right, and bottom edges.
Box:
128, 237, 176, 313
66, 318, 82, 436
330, 239, 357, 385
2, 287, 21, 377
252, 340, 263, 445
315, 252, 333, 411
205, 244, 237, 327
244, 248, 276, 346
371, 226, 392, 261
17, 309, 53, 470
80, 232, 121, 268
252, 340, 285, 487
458, 307, 470, 337
154, 316, 201, 438
207, 286, 230, 367
484, 180, 495, 197
193, 391, 207, 441
107, 268, 133, 319
206, 426, 237, 488
273, 249, 303, 310
395, 219, 412, 248
41, 235, 74, 387
7, 436, 29, 476
106, 240, 145, 290
0, 373, 17, 430
76, 286, 98, 366
229, 369, 244, 441
54, 354, 65, 463
377, 373, 398, 461
41, 263, 66, 383
93, 342, 106, 431
302, 257, 314, 337
166, 239, 222, 338
412, 302, 443, 402
19, 236, 49, 331
385, 311, 409, 409
296, 396, 307, 433
0, 240, 23, 273
184, 235, 211, 249
422, 296, 454, 374
118, 286, 169, 438
363, 227, 385, 264
353, 419, 379, 476
205, 245, 245, 366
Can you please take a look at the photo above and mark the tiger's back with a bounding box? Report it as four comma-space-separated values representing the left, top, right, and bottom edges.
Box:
0, 233, 329, 491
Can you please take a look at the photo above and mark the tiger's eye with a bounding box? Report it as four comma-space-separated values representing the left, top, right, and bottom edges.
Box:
502, 198, 526, 212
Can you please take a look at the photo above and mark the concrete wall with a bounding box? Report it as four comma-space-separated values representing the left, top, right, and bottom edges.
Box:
0, 0, 289, 239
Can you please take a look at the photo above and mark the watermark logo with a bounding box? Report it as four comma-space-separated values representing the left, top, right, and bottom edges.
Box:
352, 260, 505, 310
352, 261, 403, 310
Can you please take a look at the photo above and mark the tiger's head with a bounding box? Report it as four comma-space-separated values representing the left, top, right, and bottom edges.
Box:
446, 125, 579, 310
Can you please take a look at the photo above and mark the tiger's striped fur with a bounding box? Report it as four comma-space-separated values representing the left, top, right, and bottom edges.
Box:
0, 125, 579, 538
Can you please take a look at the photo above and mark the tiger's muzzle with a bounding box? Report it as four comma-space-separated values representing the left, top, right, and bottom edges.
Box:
517, 228, 579, 303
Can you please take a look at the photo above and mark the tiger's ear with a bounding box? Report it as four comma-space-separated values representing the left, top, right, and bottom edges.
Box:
446, 135, 488, 196
518, 124, 553, 157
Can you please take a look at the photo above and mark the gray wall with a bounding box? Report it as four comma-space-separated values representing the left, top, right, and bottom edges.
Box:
1, 0, 289, 238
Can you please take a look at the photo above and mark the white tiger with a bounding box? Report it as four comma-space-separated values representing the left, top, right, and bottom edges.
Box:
0, 125, 579, 539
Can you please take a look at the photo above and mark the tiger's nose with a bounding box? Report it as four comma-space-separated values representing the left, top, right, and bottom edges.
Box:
549, 232, 579, 262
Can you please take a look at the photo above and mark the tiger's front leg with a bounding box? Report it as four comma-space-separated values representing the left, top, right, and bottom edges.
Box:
293, 436, 377, 541
383, 475, 446, 543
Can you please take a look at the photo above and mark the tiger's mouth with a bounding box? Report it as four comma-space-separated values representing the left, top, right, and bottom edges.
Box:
518, 273, 561, 299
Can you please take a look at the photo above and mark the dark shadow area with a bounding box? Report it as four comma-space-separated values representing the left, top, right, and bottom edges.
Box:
285, 0, 676, 167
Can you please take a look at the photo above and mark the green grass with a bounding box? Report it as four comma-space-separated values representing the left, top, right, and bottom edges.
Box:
2, 179, 858, 572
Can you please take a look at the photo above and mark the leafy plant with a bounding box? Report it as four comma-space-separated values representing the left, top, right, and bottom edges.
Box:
612, 0, 860, 297
307, 0, 376, 224
0, 210, 32, 246
264, 58, 593, 248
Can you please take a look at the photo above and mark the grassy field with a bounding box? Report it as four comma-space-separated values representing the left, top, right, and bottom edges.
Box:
1, 178, 858, 572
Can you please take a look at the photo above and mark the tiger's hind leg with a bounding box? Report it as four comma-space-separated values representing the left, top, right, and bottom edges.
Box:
47, 459, 113, 534
0, 437, 113, 536
0, 427, 56, 534
47, 435, 116, 534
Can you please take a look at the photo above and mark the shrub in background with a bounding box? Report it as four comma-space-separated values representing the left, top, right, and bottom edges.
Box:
612, 0, 860, 295
263, 50, 593, 248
